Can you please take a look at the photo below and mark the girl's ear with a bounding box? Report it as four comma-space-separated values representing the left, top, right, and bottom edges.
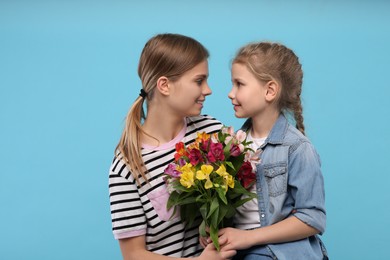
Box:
156, 76, 170, 96
265, 80, 280, 102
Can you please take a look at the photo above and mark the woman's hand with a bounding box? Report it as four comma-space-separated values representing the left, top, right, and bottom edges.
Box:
197, 243, 236, 260
199, 234, 208, 248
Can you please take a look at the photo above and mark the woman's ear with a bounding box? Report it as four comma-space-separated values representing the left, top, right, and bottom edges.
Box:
156, 76, 170, 96
265, 80, 280, 102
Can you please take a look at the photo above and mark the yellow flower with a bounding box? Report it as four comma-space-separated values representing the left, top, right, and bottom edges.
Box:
196, 164, 214, 189
196, 132, 210, 143
216, 164, 227, 176
216, 165, 235, 191
179, 163, 195, 188
225, 174, 235, 189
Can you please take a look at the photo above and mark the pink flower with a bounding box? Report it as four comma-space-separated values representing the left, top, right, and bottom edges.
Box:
207, 142, 225, 163
244, 150, 261, 170
230, 144, 241, 157
177, 158, 187, 167
189, 148, 203, 166
235, 130, 247, 143
222, 126, 234, 135
164, 163, 181, 178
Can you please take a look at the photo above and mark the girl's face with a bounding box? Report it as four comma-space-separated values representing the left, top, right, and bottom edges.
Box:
228, 63, 268, 119
168, 60, 211, 117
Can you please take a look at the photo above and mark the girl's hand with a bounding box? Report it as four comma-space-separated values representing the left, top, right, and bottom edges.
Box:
218, 227, 254, 252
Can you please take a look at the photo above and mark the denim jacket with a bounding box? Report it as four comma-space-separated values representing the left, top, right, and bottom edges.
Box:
241, 114, 327, 260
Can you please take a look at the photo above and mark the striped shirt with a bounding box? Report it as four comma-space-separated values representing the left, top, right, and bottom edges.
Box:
109, 115, 223, 257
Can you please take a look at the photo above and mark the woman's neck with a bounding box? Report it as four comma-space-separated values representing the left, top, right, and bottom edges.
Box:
142, 112, 185, 146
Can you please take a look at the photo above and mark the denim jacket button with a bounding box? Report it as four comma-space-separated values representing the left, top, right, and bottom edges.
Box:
261, 214, 265, 218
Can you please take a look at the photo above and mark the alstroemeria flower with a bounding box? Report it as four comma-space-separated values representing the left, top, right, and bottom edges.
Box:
237, 161, 255, 188
235, 130, 247, 143
207, 142, 225, 163
215, 164, 227, 177
164, 163, 181, 178
244, 149, 261, 170
174, 142, 189, 161
221, 126, 234, 136
224, 174, 235, 190
189, 148, 203, 166
216, 165, 234, 191
196, 132, 210, 144
196, 164, 214, 189
230, 144, 241, 157
179, 163, 195, 188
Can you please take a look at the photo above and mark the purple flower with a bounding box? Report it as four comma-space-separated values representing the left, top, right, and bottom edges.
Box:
164, 163, 181, 178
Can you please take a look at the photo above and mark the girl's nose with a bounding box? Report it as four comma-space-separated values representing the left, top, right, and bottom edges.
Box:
228, 87, 235, 99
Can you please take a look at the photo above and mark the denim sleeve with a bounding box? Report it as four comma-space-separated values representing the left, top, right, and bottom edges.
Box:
288, 141, 326, 234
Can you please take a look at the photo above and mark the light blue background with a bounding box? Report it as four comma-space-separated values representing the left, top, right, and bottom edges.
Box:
1, 1, 389, 259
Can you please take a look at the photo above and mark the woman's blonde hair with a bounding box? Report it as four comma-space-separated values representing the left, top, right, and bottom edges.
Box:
116, 33, 209, 182
233, 42, 305, 135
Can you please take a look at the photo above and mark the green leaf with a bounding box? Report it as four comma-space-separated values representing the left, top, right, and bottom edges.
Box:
216, 187, 228, 205
217, 203, 229, 224
225, 161, 235, 171
210, 207, 219, 228
181, 203, 200, 228
210, 224, 220, 251
199, 220, 207, 237
167, 193, 176, 209
199, 203, 208, 220
233, 197, 257, 208
207, 196, 219, 219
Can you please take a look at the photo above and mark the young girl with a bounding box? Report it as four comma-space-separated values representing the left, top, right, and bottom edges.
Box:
108, 34, 236, 260
217, 42, 327, 259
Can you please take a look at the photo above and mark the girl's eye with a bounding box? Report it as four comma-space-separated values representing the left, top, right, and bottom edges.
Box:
236, 81, 242, 87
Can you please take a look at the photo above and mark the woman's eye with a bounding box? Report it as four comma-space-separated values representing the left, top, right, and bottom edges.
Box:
196, 79, 204, 86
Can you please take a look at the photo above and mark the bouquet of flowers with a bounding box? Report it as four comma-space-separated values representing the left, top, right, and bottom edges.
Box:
164, 126, 261, 251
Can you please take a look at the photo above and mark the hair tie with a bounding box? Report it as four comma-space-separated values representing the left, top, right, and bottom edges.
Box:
139, 89, 147, 99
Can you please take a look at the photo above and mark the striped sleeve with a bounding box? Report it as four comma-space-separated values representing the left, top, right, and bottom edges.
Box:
109, 157, 146, 239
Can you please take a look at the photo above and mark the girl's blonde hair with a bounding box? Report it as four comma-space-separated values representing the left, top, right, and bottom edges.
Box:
233, 42, 305, 135
116, 33, 209, 182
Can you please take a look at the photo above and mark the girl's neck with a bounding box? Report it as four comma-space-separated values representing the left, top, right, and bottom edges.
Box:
250, 109, 280, 139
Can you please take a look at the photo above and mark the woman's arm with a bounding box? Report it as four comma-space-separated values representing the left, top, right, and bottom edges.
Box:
119, 235, 236, 260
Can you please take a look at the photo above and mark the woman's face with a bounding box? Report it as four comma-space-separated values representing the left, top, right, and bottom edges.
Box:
168, 60, 211, 117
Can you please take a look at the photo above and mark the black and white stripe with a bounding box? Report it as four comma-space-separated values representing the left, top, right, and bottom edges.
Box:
109, 115, 222, 257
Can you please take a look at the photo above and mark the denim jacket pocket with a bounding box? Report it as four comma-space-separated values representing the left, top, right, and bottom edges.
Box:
147, 187, 179, 221
263, 163, 287, 197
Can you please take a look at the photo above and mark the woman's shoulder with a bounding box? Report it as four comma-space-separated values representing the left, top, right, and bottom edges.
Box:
186, 114, 223, 133
186, 114, 223, 126
109, 153, 133, 180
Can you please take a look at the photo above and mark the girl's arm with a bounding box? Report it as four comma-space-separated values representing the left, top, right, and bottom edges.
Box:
218, 141, 325, 252
217, 216, 319, 252
119, 235, 236, 260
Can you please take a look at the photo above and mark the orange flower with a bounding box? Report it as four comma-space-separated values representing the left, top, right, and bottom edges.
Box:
195, 132, 210, 143
174, 142, 189, 161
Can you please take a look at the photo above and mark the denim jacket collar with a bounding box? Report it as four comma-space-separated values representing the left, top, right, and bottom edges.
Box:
242, 113, 288, 146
